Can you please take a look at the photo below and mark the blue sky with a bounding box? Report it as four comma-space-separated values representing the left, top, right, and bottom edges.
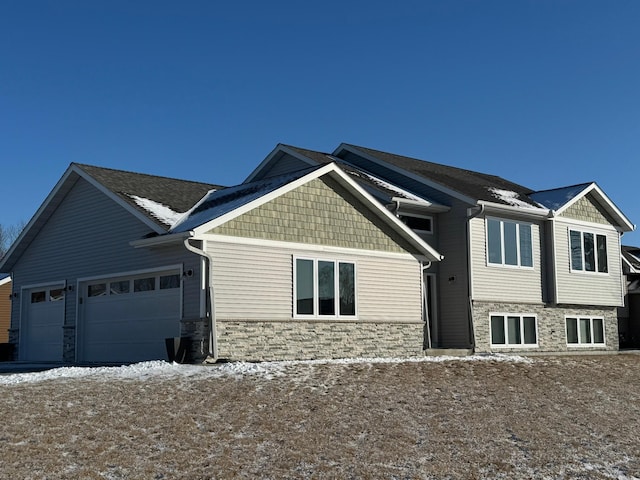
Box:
2, 0, 639, 244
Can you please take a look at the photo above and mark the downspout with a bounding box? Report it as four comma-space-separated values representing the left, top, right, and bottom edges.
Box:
183, 236, 217, 363
422, 261, 432, 348
466, 204, 485, 351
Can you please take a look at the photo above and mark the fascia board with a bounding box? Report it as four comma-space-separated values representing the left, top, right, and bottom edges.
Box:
73, 165, 166, 234
243, 143, 318, 183
333, 143, 478, 206
476, 200, 550, 219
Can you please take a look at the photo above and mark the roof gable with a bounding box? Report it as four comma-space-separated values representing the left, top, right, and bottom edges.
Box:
533, 182, 634, 231
171, 163, 443, 262
0, 164, 221, 272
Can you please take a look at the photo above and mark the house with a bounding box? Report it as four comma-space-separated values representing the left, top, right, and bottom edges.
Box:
247, 143, 635, 354
0, 274, 11, 343
0, 161, 442, 364
619, 245, 640, 348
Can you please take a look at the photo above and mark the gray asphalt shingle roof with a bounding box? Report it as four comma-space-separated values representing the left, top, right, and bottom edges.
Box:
339, 144, 540, 207
75, 163, 223, 228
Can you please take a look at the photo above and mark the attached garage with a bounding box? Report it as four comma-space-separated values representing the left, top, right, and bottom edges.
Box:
20, 283, 65, 361
77, 269, 182, 363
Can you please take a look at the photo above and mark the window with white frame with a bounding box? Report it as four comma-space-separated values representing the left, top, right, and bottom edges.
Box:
399, 214, 433, 234
566, 317, 605, 345
486, 218, 533, 267
569, 230, 608, 273
490, 314, 538, 346
294, 258, 356, 317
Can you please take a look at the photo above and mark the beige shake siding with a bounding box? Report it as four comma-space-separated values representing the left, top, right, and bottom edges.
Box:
469, 214, 544, 304
208, 177, 420, 255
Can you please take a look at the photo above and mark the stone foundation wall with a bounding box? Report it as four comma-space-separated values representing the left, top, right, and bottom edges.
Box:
472, 301, 618, 354
214, 320, 426, 361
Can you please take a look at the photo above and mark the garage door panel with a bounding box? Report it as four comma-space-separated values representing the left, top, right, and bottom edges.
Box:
21, 285, 65, 362
80, 271, 181, 363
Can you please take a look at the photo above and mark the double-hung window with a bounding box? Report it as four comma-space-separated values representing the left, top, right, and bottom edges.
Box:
487, 218, 533, 267
569, 230, 608, 273
490, 314, 538, 347
294, 258, 356, 318
566, 317, 605, 346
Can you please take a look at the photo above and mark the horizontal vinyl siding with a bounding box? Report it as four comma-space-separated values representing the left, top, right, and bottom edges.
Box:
11, 178, 203, 330
207, 240, 422, 322
260, 154, 311, 179
0, 282, 11, 342
470, 215, 543, 303
436, 202, 472, 347
554, 221, 623, 306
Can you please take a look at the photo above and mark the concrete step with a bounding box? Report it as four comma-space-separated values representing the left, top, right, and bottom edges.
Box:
425, 348, 473, 357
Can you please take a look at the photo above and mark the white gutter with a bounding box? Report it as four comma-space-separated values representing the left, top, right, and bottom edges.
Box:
477, 200, 549, 219
183, 236, 218, 363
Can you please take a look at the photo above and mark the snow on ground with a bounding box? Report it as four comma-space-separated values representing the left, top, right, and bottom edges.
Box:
0, 353, 532, 385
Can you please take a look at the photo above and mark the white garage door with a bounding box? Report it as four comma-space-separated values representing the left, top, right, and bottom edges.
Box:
79, 270, 181, 363
21, 284, 65, 361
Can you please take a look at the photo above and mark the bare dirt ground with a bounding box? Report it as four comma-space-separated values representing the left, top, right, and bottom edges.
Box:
1, 354, 640, 479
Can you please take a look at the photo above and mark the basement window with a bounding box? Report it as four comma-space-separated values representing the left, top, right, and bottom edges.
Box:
490, 314, 538, 347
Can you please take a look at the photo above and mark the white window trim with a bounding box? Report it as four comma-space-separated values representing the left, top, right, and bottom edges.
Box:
568, 228, 609, 275
489, 312, 539, 348
400, 213, 434, 235
486, 217, 534, 269
565, 316, 606, 347
293, 257, 358, 319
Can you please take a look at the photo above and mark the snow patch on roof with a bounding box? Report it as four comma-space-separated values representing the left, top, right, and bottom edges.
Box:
487, 187, 543, 209
170, 169, 314, 233
349, 169, 426, 202
130, 195, 185, 227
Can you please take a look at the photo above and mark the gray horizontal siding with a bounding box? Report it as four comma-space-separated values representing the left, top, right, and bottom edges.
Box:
207, 240, 423, 323
470, 215, 544, 303
435, 202, 472, 347
554, 221, 623, 306
11, 178, 204, 332
259, 153, 311, 179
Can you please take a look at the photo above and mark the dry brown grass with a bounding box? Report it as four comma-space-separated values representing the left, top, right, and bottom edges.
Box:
1, 354, 640, 479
